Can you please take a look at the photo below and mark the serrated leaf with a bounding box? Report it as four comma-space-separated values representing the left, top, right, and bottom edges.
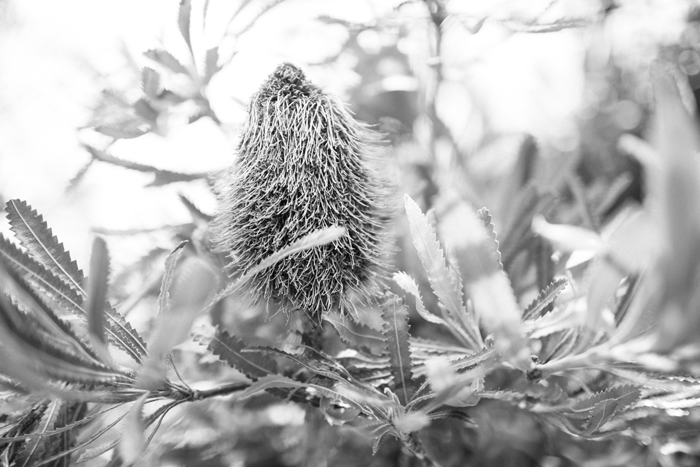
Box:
451, 207, 529, 368
5, 199, 84, 293
198, 328, 276, 380
203, 47, 222, 85
178, 0, 192, 55
404, 195, 480, 349
141, 67, 160, 100
144, 49, 189, 75
0, 235, 83, 314
118, 394, 148, 466
583, 399, 619, 435
1, 260, 102, 366
178, 193, 213, 222
381, 296, 415, 405
324, 313, 385, 356
371, 428, 391, 455
156, 241, 188, 316
476, 208, 502, 266
393, 272, 445, 325
523, 278, 568, 321
425, 407, 475, 425
86, 146, 207, 185
4, 200, 147, 364
86, 237, 109, 347
572, 385, 640, 413
102, 303, 148, 365
16, 399, 61, 467
0, 276, 121, 385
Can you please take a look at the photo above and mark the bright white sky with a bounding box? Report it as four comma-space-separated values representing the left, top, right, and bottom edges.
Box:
0, 0, 689, 267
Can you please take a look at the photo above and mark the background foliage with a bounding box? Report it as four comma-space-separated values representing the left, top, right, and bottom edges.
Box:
2, 0, 700, 466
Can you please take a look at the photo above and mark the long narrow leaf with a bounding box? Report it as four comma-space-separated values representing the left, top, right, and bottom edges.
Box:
157, 241, 188, 316
3, 201, 147, 364
118, 394, 148, 466
0, 235, 84, 314
207, 226, 346, 309
381, 295, 415, 405
197, 328, 276, 380
2, 266, 103, 367
404, 195, 480, 349
178, 0, 193, 56
523, 278, 568, 321
5, 199, 84, 293
86, 237, 110, 347
393, 272, 445, 325
16, 399, 61, 467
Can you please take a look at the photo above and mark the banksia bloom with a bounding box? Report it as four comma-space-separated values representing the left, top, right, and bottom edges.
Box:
213, 63, 389, 325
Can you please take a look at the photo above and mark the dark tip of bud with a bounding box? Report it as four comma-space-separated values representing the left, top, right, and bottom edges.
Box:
261, 63, 319, 99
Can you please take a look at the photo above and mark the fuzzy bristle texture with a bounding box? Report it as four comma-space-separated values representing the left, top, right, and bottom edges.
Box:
213, 63, 390, 325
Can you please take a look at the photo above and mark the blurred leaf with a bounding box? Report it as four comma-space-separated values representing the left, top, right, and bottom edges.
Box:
141, 67, 161, 100
381, 295, 415, 405
532, 215, 601, 254
452, 207, 529, 368
424, 358, 482, 409
85, 145, 208, 186
320, 396, 361, 426
178, 193, 214, 222
86, 237, 109, 348
144, 49, 189, 75
138, 257, 217, 390
648, 70, 700, 350
178, 0, 193, 56
203, 47, 222, 85
325, 313, 385, 356
156, 241, 188, 316
93, 124, 148, 140
476, 208, 502, 266
501, 185, 557, 270
14, 399, 60, 467
2, 262, 101, 367
118, 394, 148, 466
499, 17, 591, 33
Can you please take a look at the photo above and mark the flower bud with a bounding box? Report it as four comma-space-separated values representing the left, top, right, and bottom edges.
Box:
213, 63, 390, 324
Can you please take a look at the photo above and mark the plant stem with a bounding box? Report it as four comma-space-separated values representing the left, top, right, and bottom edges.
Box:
192, 381, 251, 400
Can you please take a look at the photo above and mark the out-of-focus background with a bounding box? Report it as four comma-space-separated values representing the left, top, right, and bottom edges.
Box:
3, 1, 700, 466
0, 0, 691, 268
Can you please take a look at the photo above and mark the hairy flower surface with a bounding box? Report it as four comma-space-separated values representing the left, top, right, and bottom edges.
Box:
214, 63, 389, 324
